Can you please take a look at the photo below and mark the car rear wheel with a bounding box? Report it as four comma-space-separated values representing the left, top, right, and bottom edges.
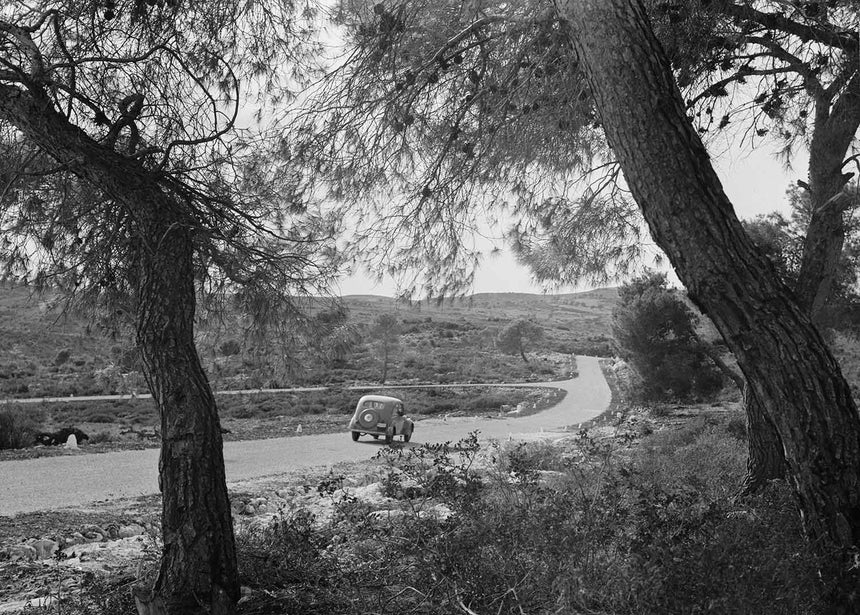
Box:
385, 431, 393, 445
358, 409, 379, 429
351, 431, 360, 442
403, 430, 412, 443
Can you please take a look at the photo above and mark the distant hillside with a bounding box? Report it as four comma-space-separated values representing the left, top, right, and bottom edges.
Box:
0, 284, 619, 398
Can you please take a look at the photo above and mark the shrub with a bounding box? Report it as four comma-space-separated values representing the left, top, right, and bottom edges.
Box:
219, 338, 241, 356
464, 393, 508, 412
498, 440, 567, 476
54, 348, 71, 366
85, 413, 118, 423
0, 405, 43, 449
312, 427, 834, 615
235, 508, 350, 614
88, 430, 113, 444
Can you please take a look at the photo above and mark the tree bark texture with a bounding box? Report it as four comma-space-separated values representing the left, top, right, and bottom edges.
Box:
693, 335, 783, 492
0, 86, 239, 613
562, 0, 860, 549
740, 386, 787, 493
134, 205, 239, 615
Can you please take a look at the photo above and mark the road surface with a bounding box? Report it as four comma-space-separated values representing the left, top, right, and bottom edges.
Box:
0, 356, 610, 516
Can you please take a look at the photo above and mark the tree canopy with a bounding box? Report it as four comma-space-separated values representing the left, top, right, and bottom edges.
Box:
0, 3, 338, 613
646, 0, 860, 319
292, 0, 647, 295
0, 1, 338, 318
295, 1, 860, 299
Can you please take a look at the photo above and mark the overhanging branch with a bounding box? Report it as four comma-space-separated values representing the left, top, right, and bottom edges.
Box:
717, 1, 858, 53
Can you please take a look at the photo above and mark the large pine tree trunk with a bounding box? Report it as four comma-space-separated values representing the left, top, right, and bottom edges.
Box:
740, 387, 786, 493
133, 204, 239, 614
0, 86, 240, 614
562, 0, 860, 549
746, 65, 860, 490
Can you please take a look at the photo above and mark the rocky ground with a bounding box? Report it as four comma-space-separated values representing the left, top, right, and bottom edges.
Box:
0, 456, 453, 613
0, 412, 649, 613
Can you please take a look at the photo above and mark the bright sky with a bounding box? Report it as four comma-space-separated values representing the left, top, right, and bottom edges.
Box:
334, 144, 806, 297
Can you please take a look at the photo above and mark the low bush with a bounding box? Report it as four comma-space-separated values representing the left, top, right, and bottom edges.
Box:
54, 348, 71, 366
88, 430, 113, 444
236, 508, 350, 614
497, 439, 568, 476
0, 405, 44, 449
219, 339, 242, 357
63, 417, 845, 615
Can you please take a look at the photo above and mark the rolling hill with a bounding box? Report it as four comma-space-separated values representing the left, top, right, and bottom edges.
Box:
0, 283, 620, 398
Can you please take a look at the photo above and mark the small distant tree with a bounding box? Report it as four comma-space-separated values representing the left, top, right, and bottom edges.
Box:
612, 272, 723, 401
313, 305, 361, 368
372, 313, 401, 383
497, 319, 544, 363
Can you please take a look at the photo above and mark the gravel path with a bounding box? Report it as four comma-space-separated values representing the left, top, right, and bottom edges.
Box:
0, 356, 610, 516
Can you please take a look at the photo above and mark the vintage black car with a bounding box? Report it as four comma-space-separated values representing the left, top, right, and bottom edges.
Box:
348, 394, 414, 444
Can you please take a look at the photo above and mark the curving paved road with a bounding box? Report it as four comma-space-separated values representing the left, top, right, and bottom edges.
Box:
0, 356, 610, 516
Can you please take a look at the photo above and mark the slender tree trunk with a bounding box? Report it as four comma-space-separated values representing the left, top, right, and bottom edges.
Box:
797, 76, 860, 319
695, 335, 743, 390
693, 335, 784, 492
0, 86, 240, 614
133, 204, 239, 615
562, 0, 860, 550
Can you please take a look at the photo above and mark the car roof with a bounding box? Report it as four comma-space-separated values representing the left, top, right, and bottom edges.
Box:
357, 394, 403, 404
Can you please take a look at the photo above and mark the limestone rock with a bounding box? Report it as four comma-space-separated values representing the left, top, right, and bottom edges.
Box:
117, 524, 146, 538
28, 539, 59, 560
81, 525, 107, 542
4, 544, 38, 562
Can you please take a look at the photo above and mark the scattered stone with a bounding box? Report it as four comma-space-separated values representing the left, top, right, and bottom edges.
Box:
348, 482, 390, 506
81, 525, 107, 542
367, 509, 406, 522
536, 470, 566, 483
28, 539, 59, 560
117, 524, 146, 539
3, 544, 38, 562
65, 434, 78, 449
238, 586, 254, 605
64, 532, 86, 546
